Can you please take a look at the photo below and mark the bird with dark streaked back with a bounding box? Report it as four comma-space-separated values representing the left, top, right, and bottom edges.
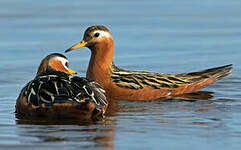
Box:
16, 53, 107, 120
65, 25, 233, 100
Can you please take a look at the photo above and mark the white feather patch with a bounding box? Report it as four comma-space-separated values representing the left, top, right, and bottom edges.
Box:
92, 30, 111, 39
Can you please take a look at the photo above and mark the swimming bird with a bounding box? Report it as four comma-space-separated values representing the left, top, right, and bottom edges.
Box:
65, 25, 233, 100
16, 53, 107, 120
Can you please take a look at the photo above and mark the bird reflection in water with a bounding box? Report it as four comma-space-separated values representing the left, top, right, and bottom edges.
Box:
15, 97, 118, 150
15, 91, 214, 149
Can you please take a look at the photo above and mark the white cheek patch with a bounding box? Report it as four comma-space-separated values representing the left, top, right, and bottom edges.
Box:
55, 56, 69, 71
93, 30, 111, 39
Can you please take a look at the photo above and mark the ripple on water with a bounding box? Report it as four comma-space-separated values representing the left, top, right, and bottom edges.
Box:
1, 0, 241, 149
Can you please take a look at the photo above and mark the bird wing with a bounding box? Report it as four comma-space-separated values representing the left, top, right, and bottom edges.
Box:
23, 71, 107, 107
111, 64, 232, 90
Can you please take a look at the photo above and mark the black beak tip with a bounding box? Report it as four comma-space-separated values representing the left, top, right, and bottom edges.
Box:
65, 49, 70, 53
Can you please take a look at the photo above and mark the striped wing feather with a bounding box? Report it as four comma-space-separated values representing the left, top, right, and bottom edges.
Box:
111, 64, 232, 90
23, 71, 107, 107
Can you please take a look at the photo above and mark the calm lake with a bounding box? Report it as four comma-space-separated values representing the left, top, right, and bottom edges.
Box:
0, 0, 241, 149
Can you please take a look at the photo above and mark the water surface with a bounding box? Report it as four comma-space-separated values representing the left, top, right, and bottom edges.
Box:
0, 0, 241, 149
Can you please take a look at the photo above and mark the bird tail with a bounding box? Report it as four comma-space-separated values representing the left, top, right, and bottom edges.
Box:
170, 64, 233, 96
177, 64, 233, 81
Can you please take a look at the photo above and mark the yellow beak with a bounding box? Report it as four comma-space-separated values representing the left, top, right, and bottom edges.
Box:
68, 68, 77, 74
65, 40, 88, 53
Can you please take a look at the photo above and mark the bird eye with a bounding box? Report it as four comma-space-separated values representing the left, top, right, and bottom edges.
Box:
65, 62, 69, 67
93, 32, 100, 38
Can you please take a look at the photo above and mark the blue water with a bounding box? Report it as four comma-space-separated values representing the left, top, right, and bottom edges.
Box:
0, 0, 241, 149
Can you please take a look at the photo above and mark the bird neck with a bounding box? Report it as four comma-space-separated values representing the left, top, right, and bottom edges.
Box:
87, 38, 114, 85
36, 59, 47, 76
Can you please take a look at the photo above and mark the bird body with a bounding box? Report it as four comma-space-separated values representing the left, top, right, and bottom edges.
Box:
65, 25, 232, 100
16, 53, 107, 119
108, 64, 232, 100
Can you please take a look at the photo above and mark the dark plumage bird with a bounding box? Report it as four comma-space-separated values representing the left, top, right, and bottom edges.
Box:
16, 53, 107, 120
